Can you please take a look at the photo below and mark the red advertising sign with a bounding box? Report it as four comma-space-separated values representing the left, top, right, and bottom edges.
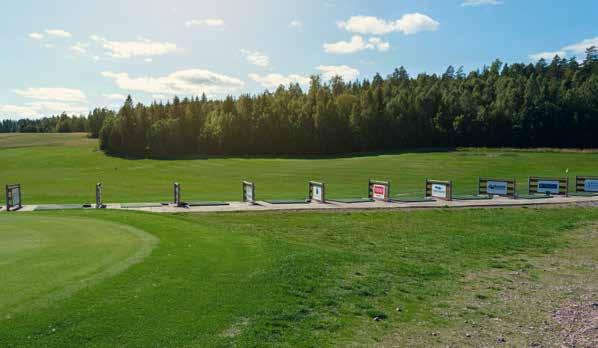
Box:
372, 184, 386, 200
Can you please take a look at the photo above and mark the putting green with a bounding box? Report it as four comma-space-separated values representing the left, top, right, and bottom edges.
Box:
0, 215, 158, 317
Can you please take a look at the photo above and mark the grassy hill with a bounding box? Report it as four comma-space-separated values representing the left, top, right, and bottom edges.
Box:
1, 133, 597, 204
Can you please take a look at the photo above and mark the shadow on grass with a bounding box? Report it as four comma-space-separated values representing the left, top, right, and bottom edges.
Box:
101, 147, 459, 161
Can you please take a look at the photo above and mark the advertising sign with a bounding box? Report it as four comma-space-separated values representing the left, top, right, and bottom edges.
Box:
12, 187, 20, 206
244, 184, 254, 202
372, 184, 387, 200
312, 185, 323, 201
584, 179, 598, 192
486, 181, 508, 195
537, 180, 560, 194
431, 183, 447, 198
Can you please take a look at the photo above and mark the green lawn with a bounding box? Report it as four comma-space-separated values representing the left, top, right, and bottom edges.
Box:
1, 133, 597, 204
2, 133, 598, 346
0, 215, 157, 317
0, 208, 597, 346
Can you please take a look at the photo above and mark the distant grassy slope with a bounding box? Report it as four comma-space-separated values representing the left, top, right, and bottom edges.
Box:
0, 133, 93, 149
1, 133, 598, 204
1, 208, 597, 346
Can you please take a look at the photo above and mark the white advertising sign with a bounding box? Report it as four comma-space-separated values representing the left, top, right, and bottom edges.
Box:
537, 180, 560, 194
486, 181, 508, 195
372, 184, 387, 200
431, 183, 447, 198
312, 185, 323, 201
584, 179, 598, 192
12, 188, 20, 205
244, 185, 254, 202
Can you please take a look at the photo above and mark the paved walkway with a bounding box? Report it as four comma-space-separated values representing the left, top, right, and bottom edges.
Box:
3, 195, 598, 214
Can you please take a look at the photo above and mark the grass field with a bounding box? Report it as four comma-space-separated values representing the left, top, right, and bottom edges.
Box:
1, 133, 598, 204
1, 208, 597, 346
1, 133, 597, 346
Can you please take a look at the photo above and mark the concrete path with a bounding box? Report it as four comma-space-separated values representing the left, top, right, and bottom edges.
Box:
4, 195, 598, 214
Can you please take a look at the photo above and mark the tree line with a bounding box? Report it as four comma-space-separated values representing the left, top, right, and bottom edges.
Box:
0, 108, 115, 135
3, 48, 598, 157
0, 113, 90, 133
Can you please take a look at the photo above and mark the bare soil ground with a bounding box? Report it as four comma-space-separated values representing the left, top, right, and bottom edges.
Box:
381, 223, 598, 347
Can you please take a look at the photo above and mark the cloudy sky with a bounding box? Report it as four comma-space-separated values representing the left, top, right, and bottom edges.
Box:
1, 0, 597, 119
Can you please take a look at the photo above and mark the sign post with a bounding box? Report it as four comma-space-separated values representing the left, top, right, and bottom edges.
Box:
368, 179, 390, 202
173, 182, 182, 207
308, 181, 326, 203
528, 176, 568, 196
95, 182, 106, 208
5, 184, 22, 211
478, 177, 516, 198
242, 181, 256, 204
425, 179, 452, 201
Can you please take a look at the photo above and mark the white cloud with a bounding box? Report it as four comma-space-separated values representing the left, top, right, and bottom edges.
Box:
529, 51, 566, 61
289, 20, 302, 28
338, 16, 395, 35
367, 37, 390, 51
103, 93, 126, 100
69, 42, 89, 54
249, 73, 310, 89
0, 104, 39, 118
394, 13, 440, 35
185, 18, 225, 27
27, 101, 88, 115
145, 58, 153, 63
152, 94, 168, 100
316, 65, 360, 81
461, 0, 502, 6
2, 87, 89, 118
91, 35, 177, 59
323, 35, 389, 54
13, 87, 87, 102
240, 49, 270, 67
29, 32, 44, 40
101, 69, 244, 96
0, 101, 89, 119
562, 37, 598, 55
530, 36, 598, 61
44, 43, 54, 49
45, 29, 72, 38
338, 13, 439, 36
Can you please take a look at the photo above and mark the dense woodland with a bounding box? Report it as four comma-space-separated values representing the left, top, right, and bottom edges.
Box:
3, 49, 598, 157
0, 113, 92, 133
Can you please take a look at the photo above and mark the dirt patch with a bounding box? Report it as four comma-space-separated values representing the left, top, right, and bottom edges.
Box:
380, 223, 598, 347
550, 294, 598, 347
221, 317, 250, 338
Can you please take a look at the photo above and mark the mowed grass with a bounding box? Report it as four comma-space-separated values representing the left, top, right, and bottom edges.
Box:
1, 208, 597, 346
2, 133, 598, 204
0, 215, 157, 317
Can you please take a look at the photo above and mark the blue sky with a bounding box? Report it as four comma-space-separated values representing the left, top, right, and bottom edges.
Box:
1, 0, 597, 119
